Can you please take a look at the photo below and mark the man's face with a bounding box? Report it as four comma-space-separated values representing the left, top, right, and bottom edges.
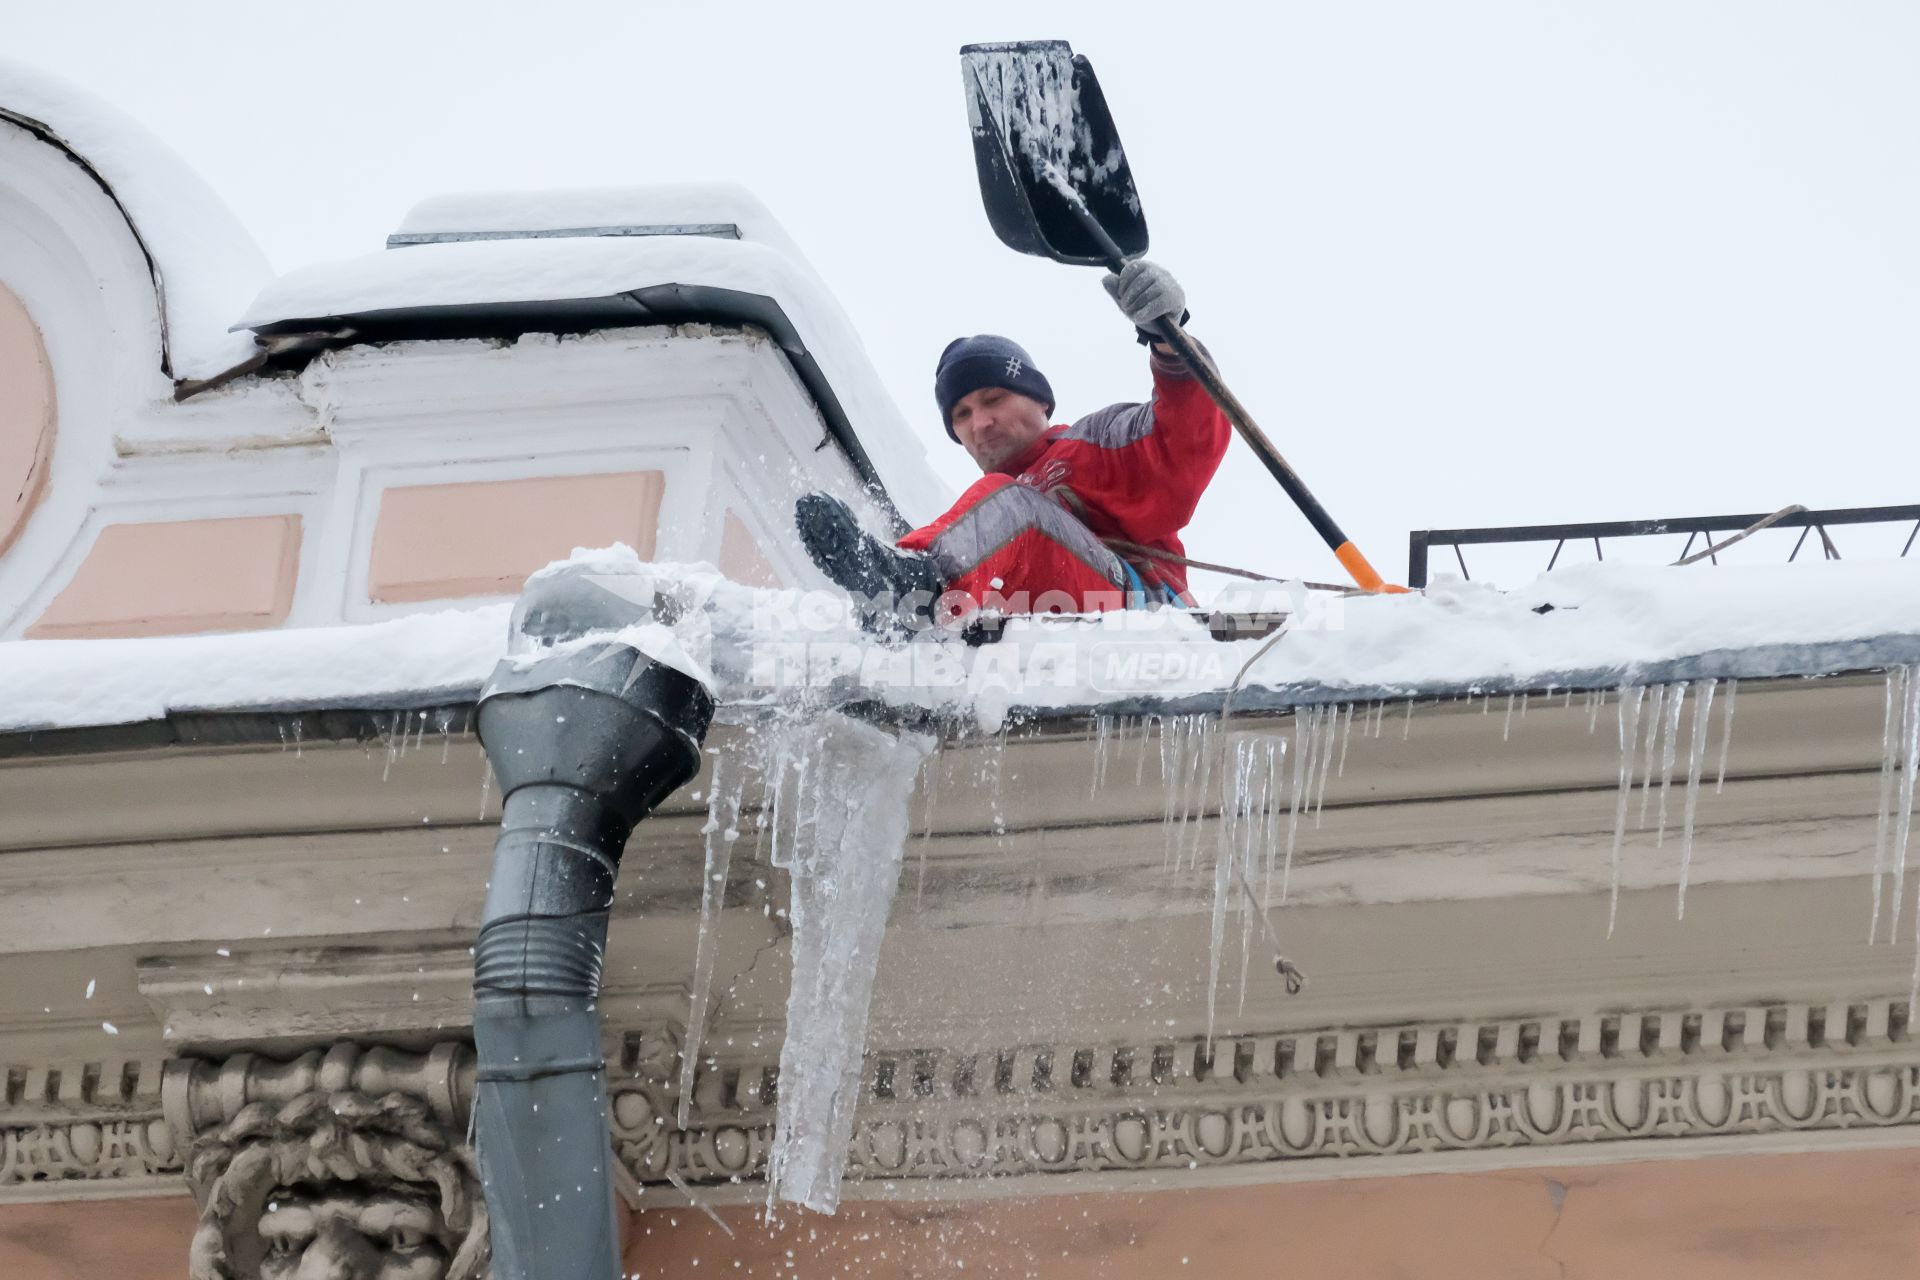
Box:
949, 386, 1052, 474
258, 1188, 450, 1280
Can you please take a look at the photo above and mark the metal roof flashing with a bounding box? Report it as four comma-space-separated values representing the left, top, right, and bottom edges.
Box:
241, 277, 900, 526
385, 223, 742, 248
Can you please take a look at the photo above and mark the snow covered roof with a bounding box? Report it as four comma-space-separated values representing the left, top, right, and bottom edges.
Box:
0, 604, 505, 737
0, 59, 271, 382
237, 184, 947, 523
1, 553, 1916, 738
392, 184, 818, 262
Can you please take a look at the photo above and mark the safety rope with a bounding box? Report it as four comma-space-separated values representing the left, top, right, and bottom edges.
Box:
1104, 536, 1357, 595
1048, 483, 1361, 596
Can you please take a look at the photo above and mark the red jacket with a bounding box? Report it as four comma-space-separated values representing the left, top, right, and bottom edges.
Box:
902, 347, 1231, 599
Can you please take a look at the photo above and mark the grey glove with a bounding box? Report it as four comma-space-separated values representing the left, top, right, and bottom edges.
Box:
1102, 259, 1186, 329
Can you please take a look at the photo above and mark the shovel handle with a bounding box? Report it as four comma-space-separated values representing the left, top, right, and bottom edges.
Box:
1051, 192, 1405, 592
1147, 316, 1403, 594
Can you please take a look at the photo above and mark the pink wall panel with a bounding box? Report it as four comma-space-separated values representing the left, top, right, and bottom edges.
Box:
28, 514, 301, 639
0, 1196, 198, 1280
626, 1148, 1920, 1280
367, 471, 666, 603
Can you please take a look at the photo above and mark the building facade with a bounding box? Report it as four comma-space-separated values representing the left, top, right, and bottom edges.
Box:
6, 61, 1920, 1279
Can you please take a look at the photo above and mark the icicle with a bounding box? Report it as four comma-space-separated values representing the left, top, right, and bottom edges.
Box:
1253, 739, 1274, 882
1502, 693, 1516, 741
984, 722, 1010, 841
1242, 738, 1280, 1013
1676, 678, 1716, 919
1297, 707, 1324, 827
1160, 716, 1187, 869
1182, 717, 1220, 870
1230, 740, 1257, 1013
1282, 708, 1312, 901
1402, 698, 1415, 740
1637, 685, 1666, 826
916, 749, 942, 909
1655, 680, 1687, 846
1714, 679, 1738, 792
1165, 718, 1191, 870
476, 757, 493, 820
1587, 688, 1604, 735
763, 726, 799, 872
381, 711, 400, 782
1609, 686, 1647, 938
1890, 669, 1920, 938
1871, 668, 1906, 943
1259, 736, 1287, 909
679, 752, 748, 1128
1336, 703, 1355, 777
1312, 704, 1338, 823
1910, 892, 1920, 1023
1089, 714, 1114, 798
1171, 718, 1202, 870
1207, 734, 1288, 1037
766, 716, 932, 1213
1204, 746, 1238, 1048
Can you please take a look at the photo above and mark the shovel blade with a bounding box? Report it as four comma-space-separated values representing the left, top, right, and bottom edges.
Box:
960, 40, 1148, 267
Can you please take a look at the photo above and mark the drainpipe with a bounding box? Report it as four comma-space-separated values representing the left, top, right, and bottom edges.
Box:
472, 636, 713, 1280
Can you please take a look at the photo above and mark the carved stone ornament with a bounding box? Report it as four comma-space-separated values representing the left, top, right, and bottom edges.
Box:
161, 1042, 488, 1280
625, 995, 1920, 1193
0, 1056, 180, 1194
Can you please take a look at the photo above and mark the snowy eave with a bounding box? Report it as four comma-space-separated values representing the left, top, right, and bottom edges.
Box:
234, 205, 946, 523
235, 234, 820, 333
0, 58, 272, 382
0, 557, 1915, 741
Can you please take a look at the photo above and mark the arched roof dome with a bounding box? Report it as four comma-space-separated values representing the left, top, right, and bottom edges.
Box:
0, 58, 271, 381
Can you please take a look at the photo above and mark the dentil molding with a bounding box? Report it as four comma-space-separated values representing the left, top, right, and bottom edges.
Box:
9, 995, 1920, 1205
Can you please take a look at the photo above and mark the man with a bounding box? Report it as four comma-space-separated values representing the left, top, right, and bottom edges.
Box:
796, 260, 1229, 624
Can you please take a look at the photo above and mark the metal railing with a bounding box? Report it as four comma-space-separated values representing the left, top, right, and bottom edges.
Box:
1407, 503, 1920, 590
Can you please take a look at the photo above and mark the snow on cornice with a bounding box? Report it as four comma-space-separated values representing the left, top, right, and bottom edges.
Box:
0, 58, 271, 382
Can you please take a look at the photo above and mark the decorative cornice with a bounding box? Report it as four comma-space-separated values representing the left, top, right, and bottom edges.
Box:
0, 1056, 180, 1200
0, 1115, 180, 1201
11, 998, 1920, 1204
616, 995, 1920, 1197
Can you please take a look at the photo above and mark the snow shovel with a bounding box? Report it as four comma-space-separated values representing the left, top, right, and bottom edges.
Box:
960, 40, 1405, 594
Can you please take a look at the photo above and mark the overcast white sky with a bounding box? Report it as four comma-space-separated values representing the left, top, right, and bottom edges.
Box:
13, 2, 1919, 589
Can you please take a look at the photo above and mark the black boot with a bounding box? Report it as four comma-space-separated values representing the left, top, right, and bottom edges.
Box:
795, 494, 945, 627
